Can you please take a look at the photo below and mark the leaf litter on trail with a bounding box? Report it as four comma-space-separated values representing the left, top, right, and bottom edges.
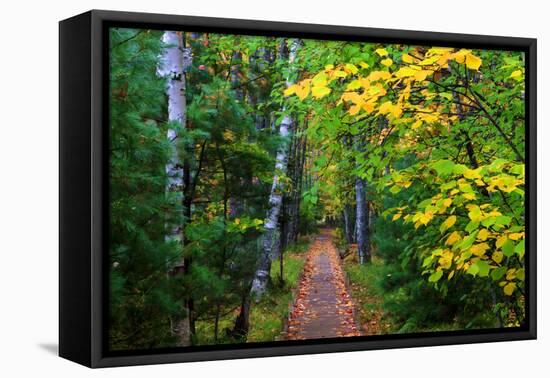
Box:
285, 229, 362, 340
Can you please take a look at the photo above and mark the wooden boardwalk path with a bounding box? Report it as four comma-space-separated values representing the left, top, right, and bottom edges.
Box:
285, 229, 362, 340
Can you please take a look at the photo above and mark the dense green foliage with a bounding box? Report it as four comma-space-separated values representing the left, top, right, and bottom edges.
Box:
109, 27, 526, 350
109, 29, 183, 349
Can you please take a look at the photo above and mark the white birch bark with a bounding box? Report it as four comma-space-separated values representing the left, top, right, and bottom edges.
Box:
250, 39, 300, 299
158, 31, 188, 242
158, 30, 192, 345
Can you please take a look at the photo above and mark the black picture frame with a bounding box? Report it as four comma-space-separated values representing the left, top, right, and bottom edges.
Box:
59, 9, 537, 368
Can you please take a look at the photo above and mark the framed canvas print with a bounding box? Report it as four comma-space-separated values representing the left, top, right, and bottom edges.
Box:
59, 10, 536, 368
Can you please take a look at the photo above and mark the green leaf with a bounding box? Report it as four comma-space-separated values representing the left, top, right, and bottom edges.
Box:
494, 215, 512, 227
428, 270, 443, 283
476, 260, 490, 277
465, 220, 480, 233
453, 164, 468, 175
423, 255, 434, 268
432, 160, 455, 176
502, 239, 516, 257
441, 180, 456, 191
389, 185, 402, 194
514, 239, 525, 255
467, 263, 479, 276
458, 230, 478, 251
491, 266, 507, 281
516, 268, 525, 281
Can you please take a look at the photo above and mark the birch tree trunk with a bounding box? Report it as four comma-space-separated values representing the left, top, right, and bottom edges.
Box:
250, 38, 300, 299
158, 30, 193, 345
159, 31, 187, 238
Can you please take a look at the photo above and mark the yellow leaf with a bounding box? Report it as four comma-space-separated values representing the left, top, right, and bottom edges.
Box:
381, 58, 393, 67
312, 72, 328, 87
465, 54, 482, 70
429, 47, 454, 55
391, 102, 403, 118
346, 80, 362, 91
496, 235, 507, 248
366, 84, 386, 97
463, 168, 482, 179
349, 104, 361, 116
325, 64, 334, 70
470, 243, 490, 257
492, 251, 504, 264
419, 211, 434, 225
295, 83, 310, 100
462, 192, 476, 200
368, 71, 392, 81
378, 101, 394, 114
453, 49, 471, 64
439, 250, 453, 269
414, 69, 432, 81
411, 120, 423, 129
223, 130, 235, 141
362, 102, 375, 113
503, 282, 516, 296
392, 213, 402, 221
440, 215, 456, 233
235, 218, 240, 225
345, 63, 358, 75
402, 53, 414, 63
477, 229, 490, 241
359, 61, 370, 69
332, 70, 348, 78
467, 204, 483, 222
419, 56, 439, 66
283, 84, 298, 97
446, 231, 461, 246
436, 52, 453, 67
311, 86, 331, 98
375, 48, 388, 57
509, 70, 522, 79
509, 232, 524, 241
395, 67, 418, 78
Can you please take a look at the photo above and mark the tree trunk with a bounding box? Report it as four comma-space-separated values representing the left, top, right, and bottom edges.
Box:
250, 38, 300, 299
287, 122, 306, 244
229, 50, 246, 218
343, 204, 354, 245
232, 293, 251, 339
353, 132, 371, 264
355, 176, 370, 264
159, 30, 193, 345
231, 47, 277, 338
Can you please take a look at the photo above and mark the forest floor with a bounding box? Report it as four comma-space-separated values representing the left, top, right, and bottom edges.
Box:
343, 255, 394, 335
284, 229, 362, 340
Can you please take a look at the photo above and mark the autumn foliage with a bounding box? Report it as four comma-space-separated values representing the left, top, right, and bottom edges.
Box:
109, 26, 526, 350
